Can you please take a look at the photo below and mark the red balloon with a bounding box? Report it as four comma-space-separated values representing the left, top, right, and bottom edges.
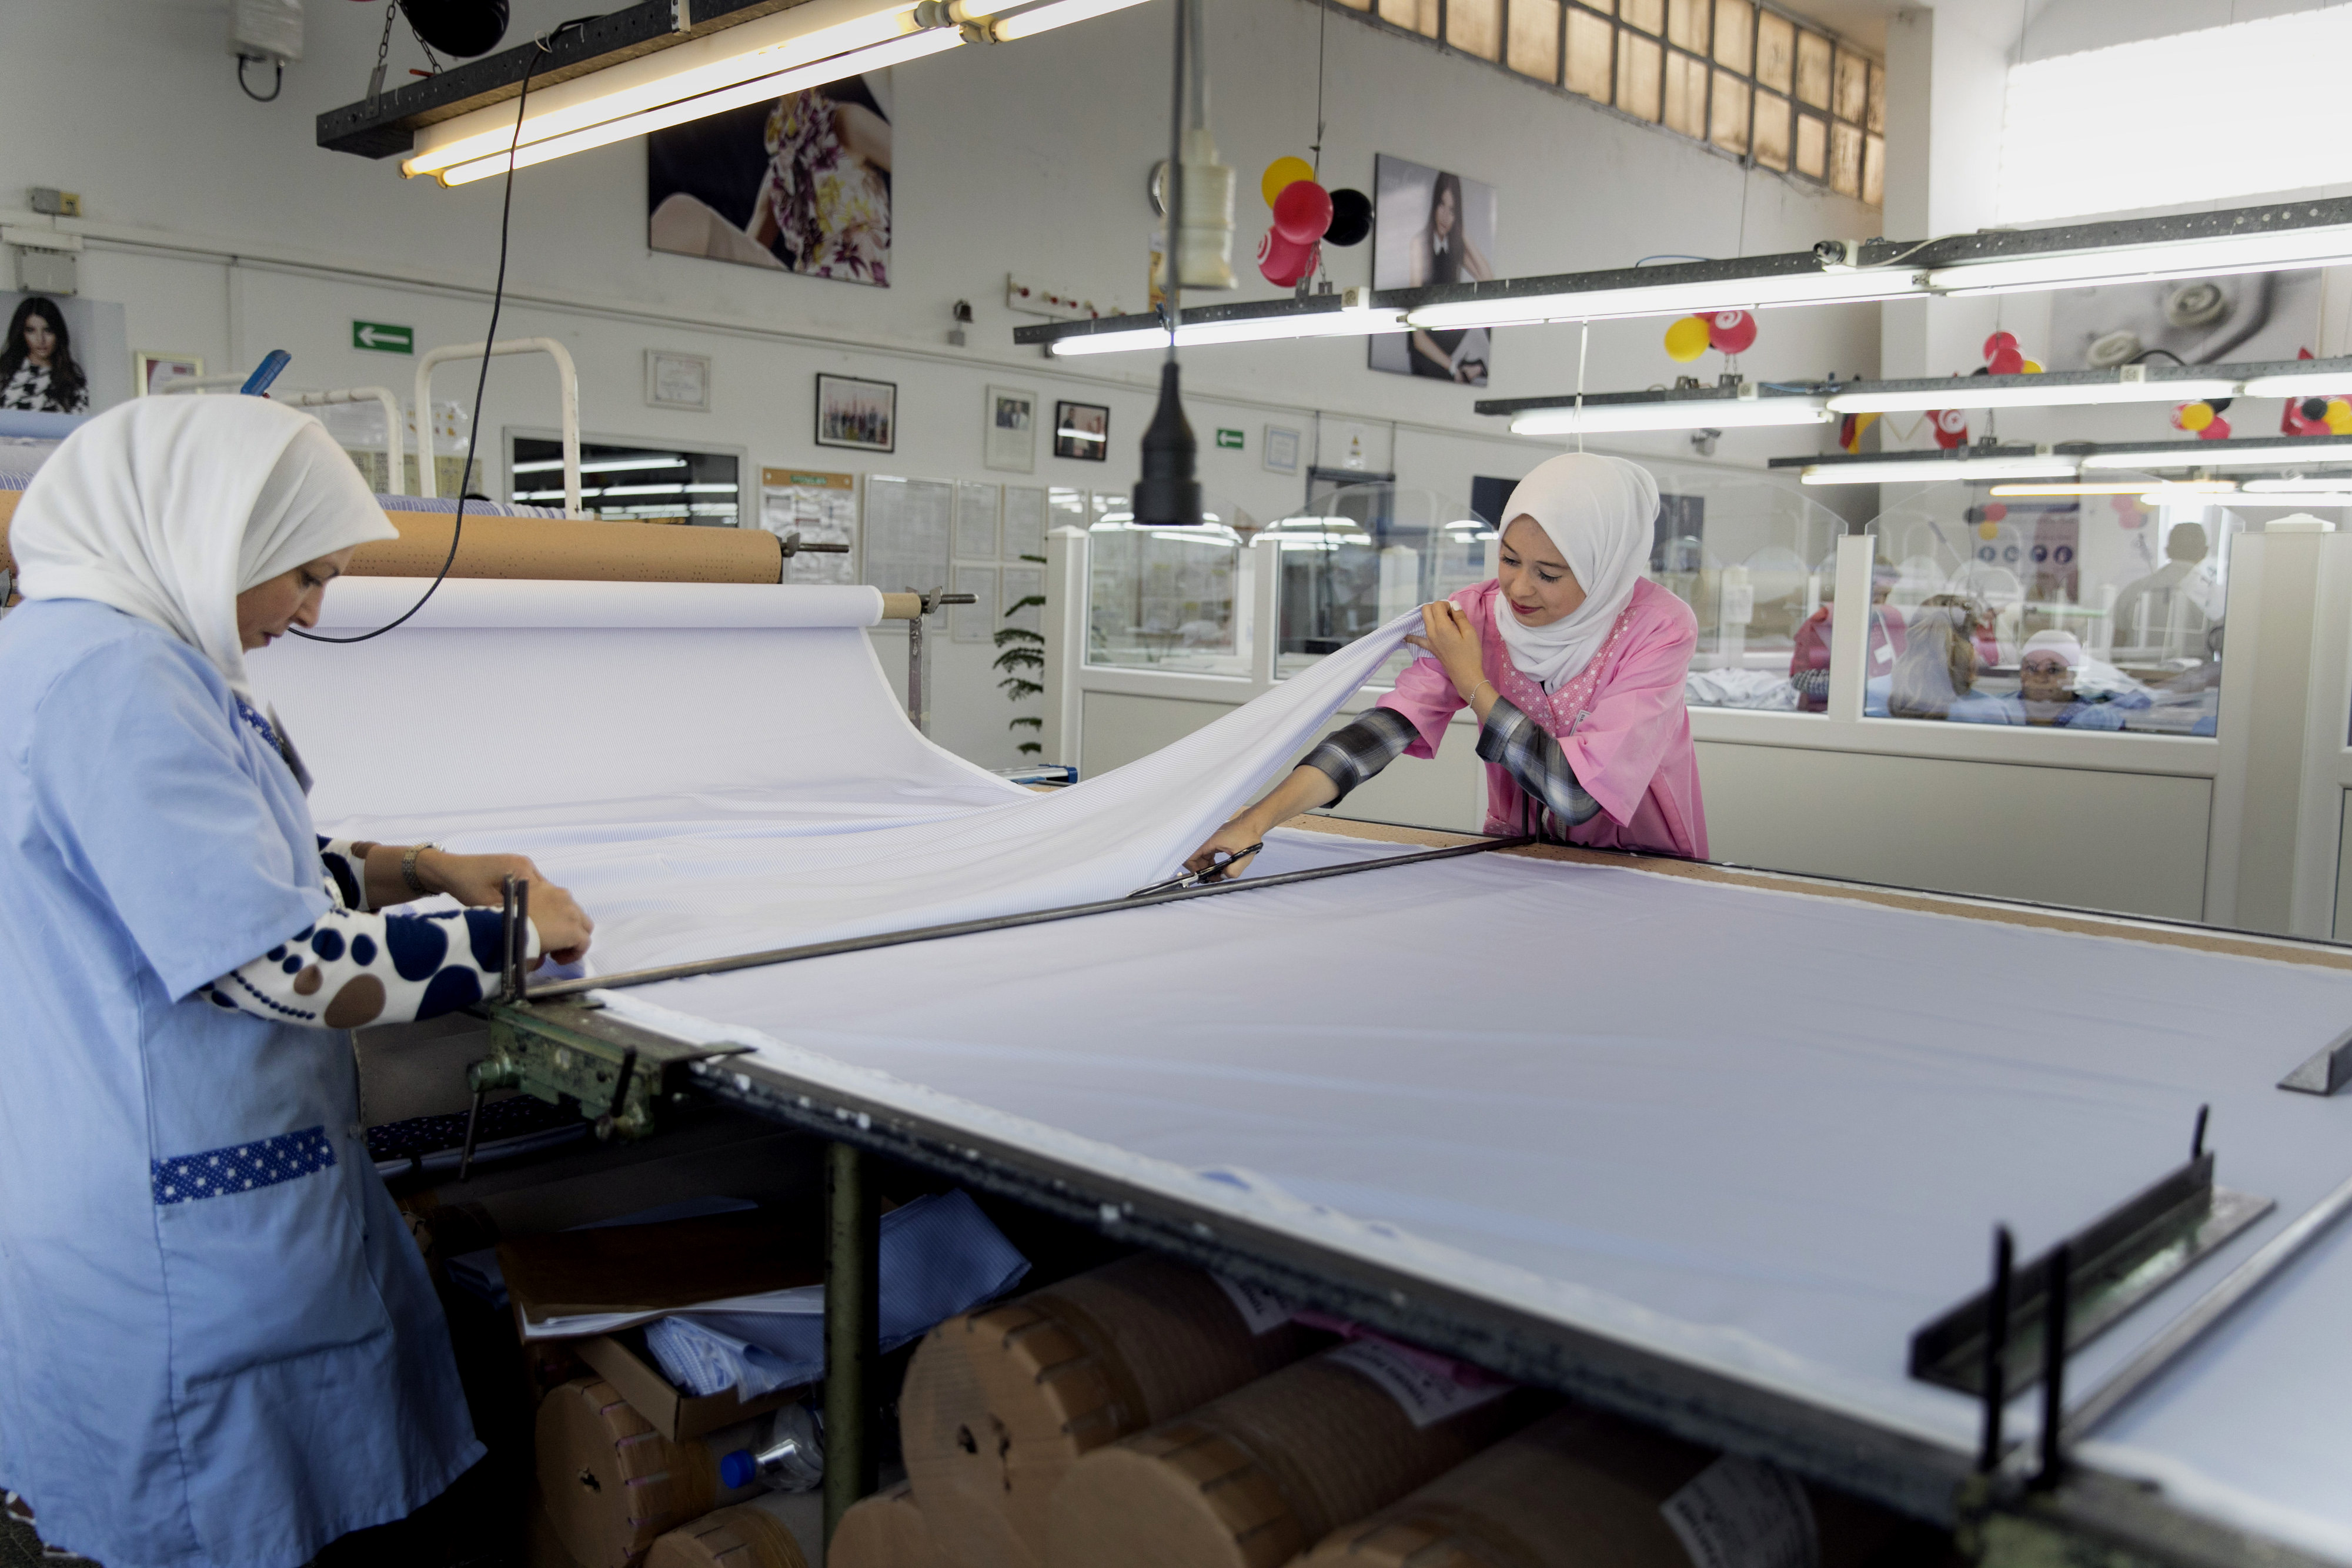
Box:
1987, 347, 2026, 376
1983, 330, 2019, 359
1257, 228, 1318, 287
1707, 309, 1758, 355
1983, 502, 2009, 522
1270, 180, 1334, 246
1932, 408, 1969, 449
2197, 415, 2231, 442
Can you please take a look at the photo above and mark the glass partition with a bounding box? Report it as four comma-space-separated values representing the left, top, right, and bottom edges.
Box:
1085, 492, 1248, 676
1269, 483, 1492, 683
1857, 476, 2237, 735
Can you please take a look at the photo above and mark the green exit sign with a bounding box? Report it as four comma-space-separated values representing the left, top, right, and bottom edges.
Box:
352, 320, 413, 354
1215, 427, 1244, 449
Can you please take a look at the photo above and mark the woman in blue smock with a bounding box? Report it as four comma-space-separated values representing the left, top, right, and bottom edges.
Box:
0, 398, 596, 1568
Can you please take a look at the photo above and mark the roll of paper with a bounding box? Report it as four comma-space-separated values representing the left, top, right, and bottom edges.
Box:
309, 577, 885, 630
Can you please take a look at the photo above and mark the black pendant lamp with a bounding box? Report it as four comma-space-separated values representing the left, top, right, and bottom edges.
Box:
1134, 0, 1201, 529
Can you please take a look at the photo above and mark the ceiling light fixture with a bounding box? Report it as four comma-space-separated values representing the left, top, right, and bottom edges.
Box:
1827, 367, 2240, 414
1986, 481, 2230, 497
2239, 357, 2352, 398
2079, 437, 2352, 470
1403, 259, 1925, 332
1038, 291, 1406, 356
1796, 453, 2080, 486
1926, 208, 2352, 297
1488, 387, 1831, 435
430, 25, 962, 186
987, 0, 1152, 41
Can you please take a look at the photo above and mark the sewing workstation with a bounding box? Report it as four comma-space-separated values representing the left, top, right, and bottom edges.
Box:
11, 3, 2352, 1568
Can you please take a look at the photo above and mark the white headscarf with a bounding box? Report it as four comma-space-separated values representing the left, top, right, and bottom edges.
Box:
12, 397, 396, 700
1491, 453, 1659, 690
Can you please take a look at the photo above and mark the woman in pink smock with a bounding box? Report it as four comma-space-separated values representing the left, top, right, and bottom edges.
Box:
1188, 453, 1706, 867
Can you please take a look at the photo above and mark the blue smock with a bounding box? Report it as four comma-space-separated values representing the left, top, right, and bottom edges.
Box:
0, 600, 481, 1568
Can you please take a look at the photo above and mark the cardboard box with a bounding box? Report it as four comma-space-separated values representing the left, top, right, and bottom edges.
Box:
576, 1329, 808, 1444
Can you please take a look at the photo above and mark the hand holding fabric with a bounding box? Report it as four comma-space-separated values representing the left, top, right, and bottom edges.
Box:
1404, 600, 1485, 701
420, 851, 595, 964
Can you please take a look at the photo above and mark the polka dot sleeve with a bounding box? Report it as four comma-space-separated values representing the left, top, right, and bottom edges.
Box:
201, 907, 542, 1029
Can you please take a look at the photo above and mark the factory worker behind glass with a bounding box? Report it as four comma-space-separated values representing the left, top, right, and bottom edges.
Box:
0, 397, 594, 1568
1188, 453, 1706, 868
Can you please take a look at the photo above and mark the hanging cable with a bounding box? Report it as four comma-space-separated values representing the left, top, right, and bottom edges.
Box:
1310, 0, 1329, 179
236, 56, 283, 102
295, 21, 587, 645
1575, 323, 1590, 456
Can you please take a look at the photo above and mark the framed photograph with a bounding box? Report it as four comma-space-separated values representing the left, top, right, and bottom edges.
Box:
1053, 400, 1110, 462
1369, 152, 1498, 385
1264, 424, 1302, 474
133, 349, 202, 397
644, 350, 711, 411
984, 384, 1037, 473
815, 373, 896, 452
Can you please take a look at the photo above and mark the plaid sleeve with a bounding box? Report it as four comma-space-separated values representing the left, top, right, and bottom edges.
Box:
1300, 707, 1422, 805
1475, 697, 1601, 829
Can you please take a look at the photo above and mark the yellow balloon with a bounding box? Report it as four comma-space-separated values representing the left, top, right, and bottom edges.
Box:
1663, 316, 1712, 362
2179, 403, 2213, 432
2328, 409, 2352, 436
2020, 360, 2043, 375
2330, 398, 2352, 420
1977, 520, 2000, 541
1260, 156, 1315, 209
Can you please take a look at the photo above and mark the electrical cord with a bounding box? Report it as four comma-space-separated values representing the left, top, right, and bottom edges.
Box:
236, 56, 283, 102
295, 21, 587, 645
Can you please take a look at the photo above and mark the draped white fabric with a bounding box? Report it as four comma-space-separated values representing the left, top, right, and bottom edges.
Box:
252, 578, 1419, 970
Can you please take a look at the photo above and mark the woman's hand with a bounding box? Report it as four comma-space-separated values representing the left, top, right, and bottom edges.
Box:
1183, 816, 1267, 881
419, 851, 594, 965
1178, 765, 1343, 881
1404, 601, 1487, 703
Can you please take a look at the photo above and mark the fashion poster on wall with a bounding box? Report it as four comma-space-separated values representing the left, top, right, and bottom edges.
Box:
1368, 153, 1496, 385
0, 293, 128, 413
647, 72, 893, 287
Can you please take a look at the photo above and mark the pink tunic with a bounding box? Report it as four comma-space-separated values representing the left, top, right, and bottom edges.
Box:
1375, 577, 1707, 858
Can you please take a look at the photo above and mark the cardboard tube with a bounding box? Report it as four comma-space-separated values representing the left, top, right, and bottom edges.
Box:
646, 1500, 812, 1568
1297, 1406, 1902, 1568
900, 1256, 1319, 1568
828, 1482, 944, 1568
353, 511, 783, 584
0, 493, 784, 586
1044, 1352, 1537, 1568
536, 1378, 746, 1568
878, 592, 923, 620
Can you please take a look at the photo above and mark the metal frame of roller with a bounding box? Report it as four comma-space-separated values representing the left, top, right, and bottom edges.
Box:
468, 833, 2352, 1568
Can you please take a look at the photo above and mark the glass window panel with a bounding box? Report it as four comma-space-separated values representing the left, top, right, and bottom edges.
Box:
1794, 111, 1827, 179
1709, 69, 1749, 154
1712, 0, 1751, 71
1752, 89, 1790, 170
1621, 0, 1663, 32
512, 437, 740, 526
1569, 8, 1619, 101
1862, 132, 1885, 205
1448, 0, 1503, 58
1754, 10, 1793, 92
1271, 486, 1486, 683
1795, 31, 1832, 108
1663, 48, 1708, 138
1508, 0, 1563, 80
1666, 0, 1709, 54
1088, 510, 1245, 675
1829, 121, 1861, 196
1832, 46, 1867, 122
1615, 26, 1662, 117
1854, 481, 2240, 735
1866, 60, 1886, 132
1380, 0, 1442, 38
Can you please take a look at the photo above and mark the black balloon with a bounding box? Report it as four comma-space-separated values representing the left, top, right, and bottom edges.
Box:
1324, 188, 1372, 248
399, 0, 509, 58
2304, 397, 2329, 420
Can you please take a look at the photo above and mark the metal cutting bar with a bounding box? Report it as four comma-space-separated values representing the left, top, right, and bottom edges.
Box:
522, 834, 1535, 1000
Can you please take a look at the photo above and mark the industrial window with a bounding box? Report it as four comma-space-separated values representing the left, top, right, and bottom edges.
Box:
510, 436, 743, 526
1329, 0, 1884, 207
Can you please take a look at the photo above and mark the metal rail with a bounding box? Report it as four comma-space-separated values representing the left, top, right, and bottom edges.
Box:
521, 834, 1535, 1001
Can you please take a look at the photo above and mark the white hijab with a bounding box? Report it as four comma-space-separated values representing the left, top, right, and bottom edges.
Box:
12, 397, 396, 700
1491, 453, 1659, 691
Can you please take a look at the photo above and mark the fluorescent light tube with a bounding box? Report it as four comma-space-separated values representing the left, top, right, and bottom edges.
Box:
1508, 396, 1830, 435
2080, 443, 2352, 470
1798, 454, 2079, 485
436, 26, 960, 186
1988, 481, 2234, 497
1828, 373, 2239, 414
2227, 492, 2352, 506
406, 0, 926, 179
2243, 476, 2352, 492
989, 0, 1151, 41
1406, 266, 1922, 331
1928, 224, 2352, 297
2239, 358, 2352, 397
1045, 305, 1408, 356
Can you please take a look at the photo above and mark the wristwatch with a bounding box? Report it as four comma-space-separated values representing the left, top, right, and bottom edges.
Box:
400, 841, 444, 897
